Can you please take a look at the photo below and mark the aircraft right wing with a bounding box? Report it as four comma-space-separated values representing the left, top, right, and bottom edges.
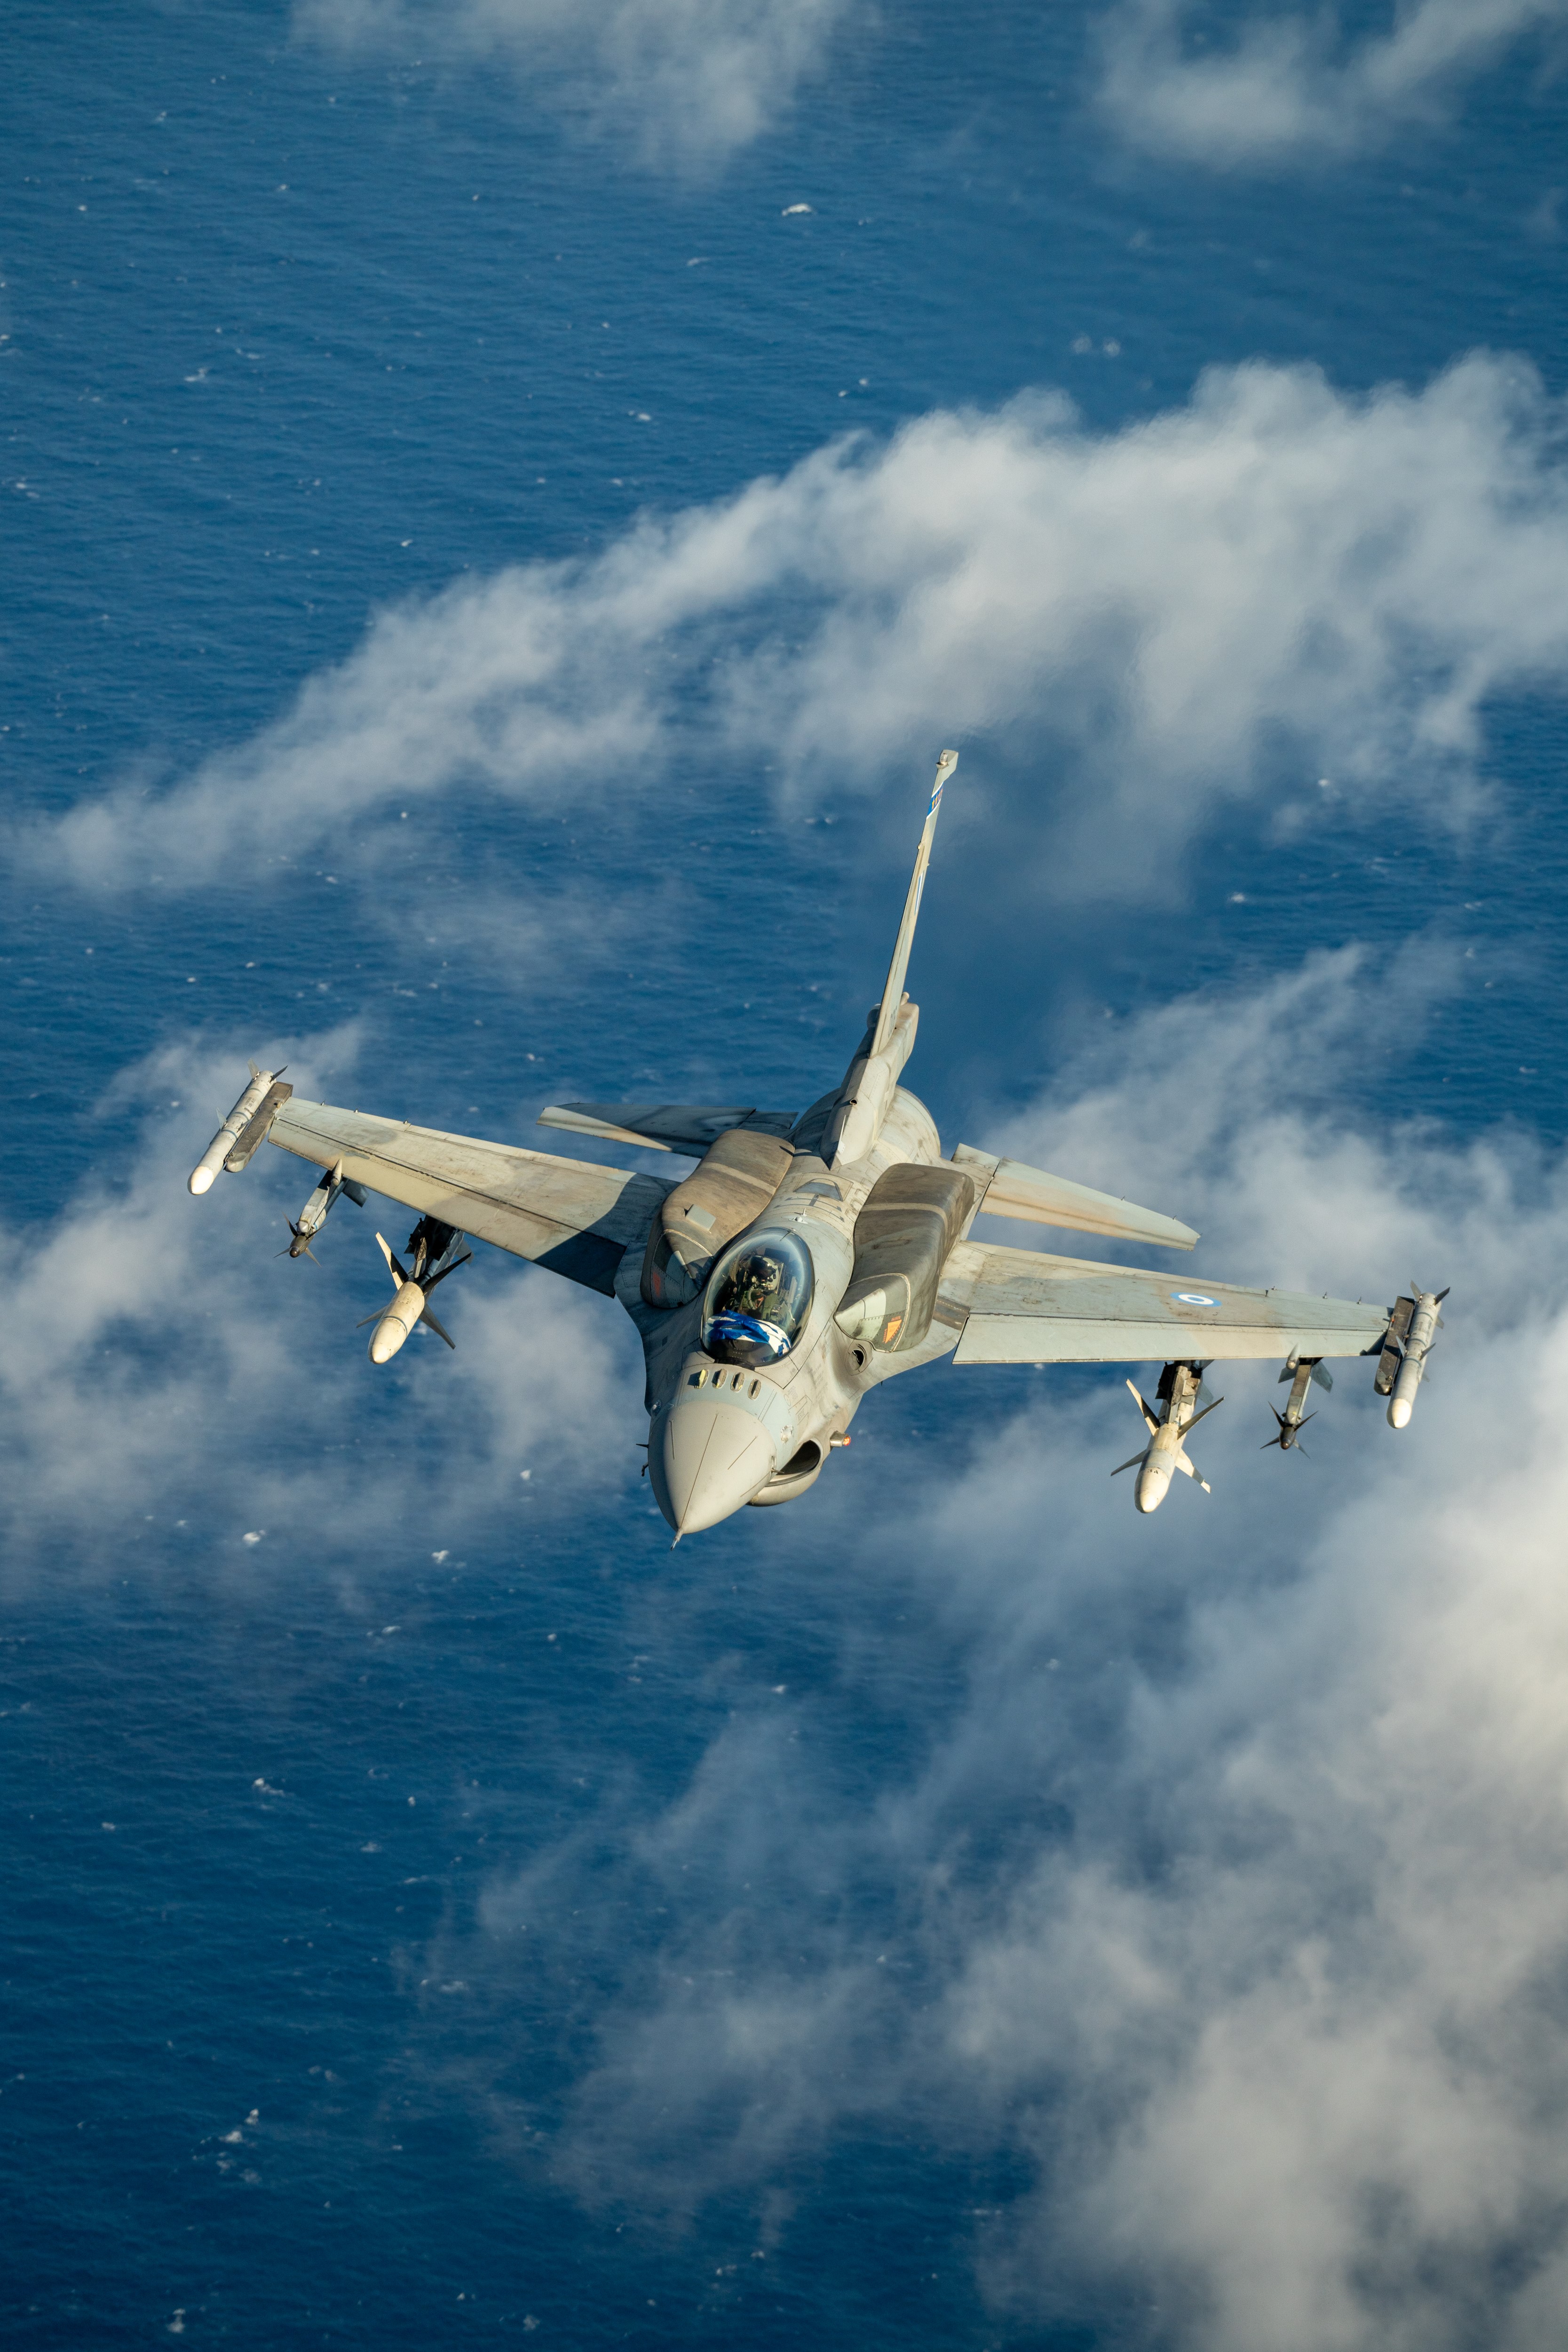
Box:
538, 1104, 797, 1154
940, 1239, 1391, 1363
269, 1099, 675, 1295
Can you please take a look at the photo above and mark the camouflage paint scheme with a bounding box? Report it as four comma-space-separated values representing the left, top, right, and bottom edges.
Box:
196, 754, 1427, 1531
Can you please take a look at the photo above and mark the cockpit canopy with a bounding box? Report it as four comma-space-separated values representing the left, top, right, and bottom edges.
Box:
701, 1229, 815, 1369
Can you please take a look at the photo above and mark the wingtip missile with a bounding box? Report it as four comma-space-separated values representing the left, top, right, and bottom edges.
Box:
188, 1064, 288, 1194
1384, 1287, 1446, 1429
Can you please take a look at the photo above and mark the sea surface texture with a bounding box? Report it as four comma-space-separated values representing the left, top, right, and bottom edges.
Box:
5, 2, 1568, 2346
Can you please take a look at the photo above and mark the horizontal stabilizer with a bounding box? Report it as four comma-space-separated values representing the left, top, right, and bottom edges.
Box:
952, 1145, 1198, 1252
538, 1104, 796, 1156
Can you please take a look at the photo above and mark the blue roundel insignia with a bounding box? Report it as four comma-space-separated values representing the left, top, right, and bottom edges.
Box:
1172, 1291, 1218, 1308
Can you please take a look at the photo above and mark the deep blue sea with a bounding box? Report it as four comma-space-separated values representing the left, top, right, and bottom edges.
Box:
5, 3, 1568, 2346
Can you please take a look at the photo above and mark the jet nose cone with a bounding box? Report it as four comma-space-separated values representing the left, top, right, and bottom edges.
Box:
653, 1398, 777, 1535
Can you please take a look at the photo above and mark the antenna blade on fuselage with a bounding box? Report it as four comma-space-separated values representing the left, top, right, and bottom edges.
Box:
871, 750, 957, 1059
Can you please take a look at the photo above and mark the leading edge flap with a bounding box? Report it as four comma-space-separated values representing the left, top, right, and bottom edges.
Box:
538, 1104, 797, 1155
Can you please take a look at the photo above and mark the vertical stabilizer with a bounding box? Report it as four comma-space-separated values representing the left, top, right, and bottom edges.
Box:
871, 750, 956, 1057
820, 750, 957, 1167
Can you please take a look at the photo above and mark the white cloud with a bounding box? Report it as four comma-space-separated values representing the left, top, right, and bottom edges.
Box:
1098, 0, 1568, 167
915, 949, 1568, 2347
293, 0, 850, 170
12, 916, 1568, 2342
402, 941, 1568, 2347
40, 356, 1568, 903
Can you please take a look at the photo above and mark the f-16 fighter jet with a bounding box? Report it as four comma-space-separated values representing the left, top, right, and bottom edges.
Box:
190, 754, 1441, 1533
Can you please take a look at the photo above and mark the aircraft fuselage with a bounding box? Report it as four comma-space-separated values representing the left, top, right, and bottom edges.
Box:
627, 1089, 956, 1535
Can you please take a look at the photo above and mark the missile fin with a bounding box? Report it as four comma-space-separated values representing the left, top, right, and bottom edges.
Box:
1125, 1380, 1160, 1434
419, 1303, 456, 1350
423, 1240, 474, 1293
375, 1232, 412, 1287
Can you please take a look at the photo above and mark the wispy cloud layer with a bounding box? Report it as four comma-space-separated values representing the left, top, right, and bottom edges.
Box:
399, 944, 1568, 2348
1099, 0, 1568, 167
41, 357, 1568, 900
10, 940, 1568, 2342
293, 0, 850, 169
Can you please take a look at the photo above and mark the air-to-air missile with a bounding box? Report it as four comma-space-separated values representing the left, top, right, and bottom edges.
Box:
283, 1156, 367, 1260
1377, 1286, 1448, 1429
360, 1217, 472, 1364
1112, 1361, 1222, 1512
188, 1063, 291, 1194
1265, 1355, 1331, 1451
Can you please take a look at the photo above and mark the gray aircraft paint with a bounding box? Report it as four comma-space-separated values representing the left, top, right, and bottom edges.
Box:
191, 752, 1439, 1534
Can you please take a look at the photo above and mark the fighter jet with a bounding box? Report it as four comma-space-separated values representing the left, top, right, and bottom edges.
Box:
189, 753, 1441, 1534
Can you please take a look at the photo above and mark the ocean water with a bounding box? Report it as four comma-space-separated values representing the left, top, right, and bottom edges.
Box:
4, 2, 1568, 2344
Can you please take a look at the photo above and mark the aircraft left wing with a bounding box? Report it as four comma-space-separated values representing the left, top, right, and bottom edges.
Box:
940, 1240, 1391, 1363
269, 1099, 675, 1296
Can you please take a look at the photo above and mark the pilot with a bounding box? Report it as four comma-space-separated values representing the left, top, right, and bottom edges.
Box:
733, 1254, 786, 1320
